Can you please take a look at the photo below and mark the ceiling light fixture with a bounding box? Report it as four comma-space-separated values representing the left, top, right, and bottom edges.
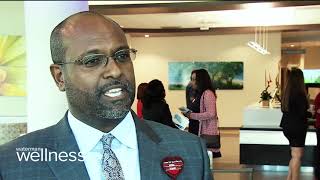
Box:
242, 2, 273, 10
200, 26, 210, 31
144, 34, 149, 38
247, 26, 270, 55
199, 20, 214, 31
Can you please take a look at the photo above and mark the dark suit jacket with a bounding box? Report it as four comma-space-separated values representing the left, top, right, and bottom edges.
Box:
0, 111, 213, 180
143, 101, 177, 129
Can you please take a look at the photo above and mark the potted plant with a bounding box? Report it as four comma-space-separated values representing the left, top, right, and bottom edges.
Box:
260, 70, 273, 107
260, 89, 272, 107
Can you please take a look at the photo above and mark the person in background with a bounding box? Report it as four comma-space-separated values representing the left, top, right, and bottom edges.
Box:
314, 91, 320, 180
183, 69, 221, 158
142, 79, 177, 129
136, 82, 148, 119
186, 71, 201, 135
280, 68, 310, 180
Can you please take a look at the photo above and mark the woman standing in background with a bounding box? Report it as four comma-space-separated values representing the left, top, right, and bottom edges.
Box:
185, 70, 201, 135
136, 82, 148, 119
280, 68, 310, 180
142, 79, 177, 129
183, 69, 221, 158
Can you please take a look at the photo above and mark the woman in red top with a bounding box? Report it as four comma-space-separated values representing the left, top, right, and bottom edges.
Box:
314, 92, 320, 180
136, 83, 148, 119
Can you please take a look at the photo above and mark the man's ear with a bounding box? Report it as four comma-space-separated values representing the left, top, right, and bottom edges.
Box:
50, 64, 66, 91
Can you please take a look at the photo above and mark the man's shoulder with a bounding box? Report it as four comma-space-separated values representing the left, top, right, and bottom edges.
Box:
143, 120, 199, 142
0, 124, 61, 179
141, 120, 212, 180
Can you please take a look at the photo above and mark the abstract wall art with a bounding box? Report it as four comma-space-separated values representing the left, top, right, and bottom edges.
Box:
0, 35, 26, 96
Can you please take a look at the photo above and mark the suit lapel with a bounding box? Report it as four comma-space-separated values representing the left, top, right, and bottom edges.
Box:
132, 111, 171, 179
45, 114, 90, 180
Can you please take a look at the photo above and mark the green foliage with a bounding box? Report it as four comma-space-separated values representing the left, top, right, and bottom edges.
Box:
260, 89, 272, 100
169, 84, 186, 90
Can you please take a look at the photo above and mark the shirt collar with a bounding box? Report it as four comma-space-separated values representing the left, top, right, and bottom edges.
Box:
68, 111, 137, 155
109, 111, 137, 150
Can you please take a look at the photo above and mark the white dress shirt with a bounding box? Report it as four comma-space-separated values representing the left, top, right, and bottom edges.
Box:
68, 111, 141, 180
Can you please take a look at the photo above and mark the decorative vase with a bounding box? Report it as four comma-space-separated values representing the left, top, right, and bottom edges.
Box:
262, 100, 269, 107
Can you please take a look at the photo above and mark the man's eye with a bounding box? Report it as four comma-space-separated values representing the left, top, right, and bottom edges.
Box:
81, 55, 104, 67
115, 52, 130, 62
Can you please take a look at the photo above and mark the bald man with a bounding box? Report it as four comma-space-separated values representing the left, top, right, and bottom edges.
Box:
0, 11, 213, 180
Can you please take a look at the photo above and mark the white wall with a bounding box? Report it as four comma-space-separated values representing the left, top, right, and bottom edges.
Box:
0, 2, 25, 35
0, 2, 26, 118
131, 33, 281, 127
24, 2, 88, 132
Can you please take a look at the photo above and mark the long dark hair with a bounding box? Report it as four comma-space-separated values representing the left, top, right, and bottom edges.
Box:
192, 69, 217, 97
281, 68, 307, 112
142, 79, 166, 109
137, 83, 148, 100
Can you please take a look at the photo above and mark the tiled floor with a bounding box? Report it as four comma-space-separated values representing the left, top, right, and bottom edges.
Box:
210, 130, 317, 180
214, 171, 314, 180
213, 163, 315, 180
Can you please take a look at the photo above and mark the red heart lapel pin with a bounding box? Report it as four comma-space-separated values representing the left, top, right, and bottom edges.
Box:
161, 156, 184, 180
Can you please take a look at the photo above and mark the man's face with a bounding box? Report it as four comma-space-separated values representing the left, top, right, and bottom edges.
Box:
59, 15, 135, 120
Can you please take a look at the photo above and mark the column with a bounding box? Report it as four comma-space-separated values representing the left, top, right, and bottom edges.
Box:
24, 1, 88, 132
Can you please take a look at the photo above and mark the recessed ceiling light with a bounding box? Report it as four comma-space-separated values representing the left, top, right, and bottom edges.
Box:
200, 26, 210, 31
144, 34, 149, 38
242, 2, 273, 10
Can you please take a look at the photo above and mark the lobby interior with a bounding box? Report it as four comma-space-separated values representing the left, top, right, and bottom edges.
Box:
1, 1, 320, 180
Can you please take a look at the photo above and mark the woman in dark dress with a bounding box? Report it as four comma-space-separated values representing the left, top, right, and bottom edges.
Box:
280, 68, 309, 180
142, 79, 177, 129
186, 71, 201, 135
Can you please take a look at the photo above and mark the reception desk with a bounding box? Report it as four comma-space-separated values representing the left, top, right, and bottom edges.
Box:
240, 104, 317, 166
243, 103, 282, 126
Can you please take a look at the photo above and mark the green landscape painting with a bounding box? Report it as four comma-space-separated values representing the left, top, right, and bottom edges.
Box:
168, 62, 243, 90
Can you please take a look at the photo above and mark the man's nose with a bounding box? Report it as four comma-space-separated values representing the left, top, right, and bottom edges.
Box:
102, 57, 121, 79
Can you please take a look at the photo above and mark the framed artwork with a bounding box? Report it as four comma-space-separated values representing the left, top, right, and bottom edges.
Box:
302, 69, 320, 84
0, 35, 26, 96
168, 61, 243, 90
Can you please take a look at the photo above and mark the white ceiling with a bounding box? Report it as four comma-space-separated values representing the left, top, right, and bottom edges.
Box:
89, 1, 320, 47
105, 4, 320, 29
